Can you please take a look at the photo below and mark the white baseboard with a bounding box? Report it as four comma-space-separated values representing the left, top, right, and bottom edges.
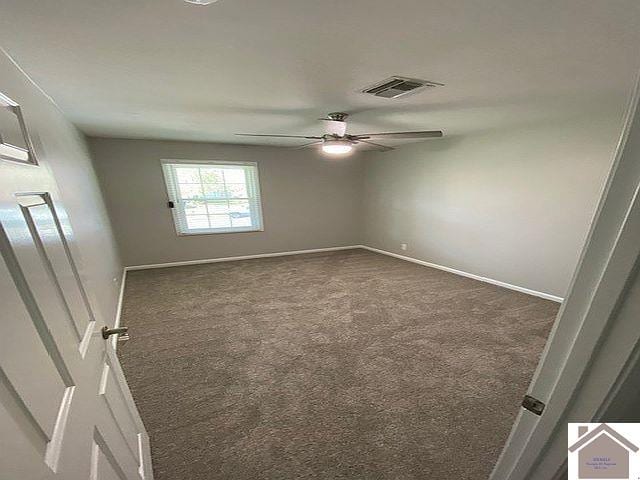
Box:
124, 245, 361, 271
122, 243, 562, 303
359, 245, 564, 303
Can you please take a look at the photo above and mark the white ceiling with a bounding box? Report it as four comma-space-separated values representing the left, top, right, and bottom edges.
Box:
1, 0, 639, 147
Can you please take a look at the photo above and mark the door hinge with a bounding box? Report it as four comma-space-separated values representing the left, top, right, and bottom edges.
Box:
522, 394, 545, 416
167, 201, 175, 209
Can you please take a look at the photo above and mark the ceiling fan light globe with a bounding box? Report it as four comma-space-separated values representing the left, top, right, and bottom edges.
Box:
324, 120, 347, 137
322, 140, 353, 155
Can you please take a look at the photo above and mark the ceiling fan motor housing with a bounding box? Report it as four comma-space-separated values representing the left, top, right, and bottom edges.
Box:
327, 112, 349, 122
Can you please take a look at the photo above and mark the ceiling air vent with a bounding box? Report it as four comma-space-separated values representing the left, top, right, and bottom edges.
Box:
362, 76, 442, 99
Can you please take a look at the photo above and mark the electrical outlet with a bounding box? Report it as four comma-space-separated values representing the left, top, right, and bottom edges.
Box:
400, 243, 408, 251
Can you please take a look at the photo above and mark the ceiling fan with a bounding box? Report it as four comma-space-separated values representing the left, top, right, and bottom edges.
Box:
235, 112, 443, 155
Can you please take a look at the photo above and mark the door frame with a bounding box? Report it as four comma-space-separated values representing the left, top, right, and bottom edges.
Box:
490, 71, 640, 479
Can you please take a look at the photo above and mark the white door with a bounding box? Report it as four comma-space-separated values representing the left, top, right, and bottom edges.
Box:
0, 93, 153, 479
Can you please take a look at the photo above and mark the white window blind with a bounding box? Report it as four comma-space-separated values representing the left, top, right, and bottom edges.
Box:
161, 160, 264, 235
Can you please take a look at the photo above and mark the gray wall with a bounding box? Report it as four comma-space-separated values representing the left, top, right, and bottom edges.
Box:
89, 138, 365, 266
362, 113, 626, 298
0, 50, 122, 325
84, 109, 629, 298
89, 112, 624, 298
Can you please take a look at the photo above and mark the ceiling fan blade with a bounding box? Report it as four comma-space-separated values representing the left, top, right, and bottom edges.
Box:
235, 134, 323, 139
291, 141, 323, 150
357, 139, 394, 152
355, 130, 443, 139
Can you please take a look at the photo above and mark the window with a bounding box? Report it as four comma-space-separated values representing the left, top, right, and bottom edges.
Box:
161, 160, 263, 235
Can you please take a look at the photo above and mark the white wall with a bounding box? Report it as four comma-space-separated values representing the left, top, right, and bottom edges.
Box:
362, 112, 627, 298
89, 137, 365, 267
0, 50, 123, 324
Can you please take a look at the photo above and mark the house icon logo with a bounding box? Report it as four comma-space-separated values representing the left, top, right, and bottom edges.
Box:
568, 423, 640, 479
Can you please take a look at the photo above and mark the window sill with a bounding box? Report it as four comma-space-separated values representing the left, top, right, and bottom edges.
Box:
176, 228, 264, 237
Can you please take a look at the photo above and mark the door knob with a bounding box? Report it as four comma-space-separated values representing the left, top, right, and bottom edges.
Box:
101, 326, 129, 340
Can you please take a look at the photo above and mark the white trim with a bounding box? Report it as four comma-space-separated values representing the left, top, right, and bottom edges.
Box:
360, 245, 564, 303
124, 245, 362, 271
113, 268, 127, 326
160, 159, 264, 236
161, 158, 258, 167
111, 268, 128, 350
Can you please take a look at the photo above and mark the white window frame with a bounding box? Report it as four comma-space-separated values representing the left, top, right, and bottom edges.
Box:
161, 159, 264, 236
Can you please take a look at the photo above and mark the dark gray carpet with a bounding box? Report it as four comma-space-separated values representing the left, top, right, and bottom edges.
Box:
118, 249, 558, 480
